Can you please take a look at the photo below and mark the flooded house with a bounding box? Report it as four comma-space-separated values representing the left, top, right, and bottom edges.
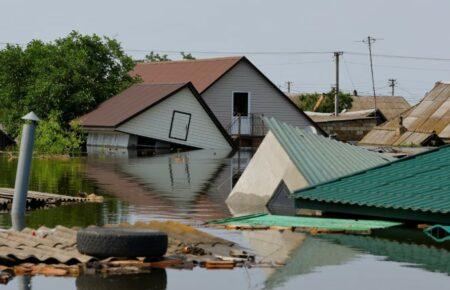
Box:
294, 145, 450, 223
226, 117, 393, 213
360, 82, 450, 147
78, 82, 234, 150
131, 56, 325, 146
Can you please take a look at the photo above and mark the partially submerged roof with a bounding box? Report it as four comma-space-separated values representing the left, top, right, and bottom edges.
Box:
131, 56, 243, 94
78, 83, 187, 127
264, 117, 393, 186
349, 96, 410, 120
78, 82, 234, 147
294, 145, 450, 216
360, 82, 450, 146
306, 109, 384, 123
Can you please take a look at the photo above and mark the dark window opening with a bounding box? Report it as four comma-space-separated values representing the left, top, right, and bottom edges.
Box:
233, 92, 249, 117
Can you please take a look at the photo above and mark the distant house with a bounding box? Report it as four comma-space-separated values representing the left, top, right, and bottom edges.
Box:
294, 145, 450, 223
349, 95, 410, 120
306, 109, 386, 142
78, 82, 234, 150
0, 124, 15, 149
131, 56, 325, 142
226, 117, 392, 213
360, 82, 450, 147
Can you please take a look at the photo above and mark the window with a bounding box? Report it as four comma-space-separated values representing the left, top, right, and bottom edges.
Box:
169, 111, 191, 141
233, 92, 249, 117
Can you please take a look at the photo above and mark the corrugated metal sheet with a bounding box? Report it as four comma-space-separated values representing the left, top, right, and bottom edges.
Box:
208, 213, 401, 231
0, 226, 93, 264
264, 117, 393, 186
131, 57, 243, 93
360, 82, 450, 145
349, 96, 411, 120
294, 145, 450, 214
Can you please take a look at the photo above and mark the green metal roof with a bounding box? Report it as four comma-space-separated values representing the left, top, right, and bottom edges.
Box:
207, 213, 401, 231
264, 117, 393, 186
294, 145, 450, 215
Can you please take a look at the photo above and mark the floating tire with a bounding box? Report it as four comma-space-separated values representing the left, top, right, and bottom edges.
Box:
76, 227, 168, 258
76, 270, 167, 290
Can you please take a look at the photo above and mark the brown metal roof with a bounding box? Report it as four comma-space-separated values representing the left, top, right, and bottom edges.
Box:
0, 226, 94, 264
360, 82, 450, 146
78, 83, 187, 128
131, 57, 243, 93
349, 96, 411, 120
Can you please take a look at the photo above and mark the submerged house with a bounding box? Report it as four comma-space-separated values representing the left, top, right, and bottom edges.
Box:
226, 117, 392, 212
360, 82, 450, 147
131, 56, 324, 143
306, 109, 386, 142
78, 82, 234, 150
294, 145, 450, 223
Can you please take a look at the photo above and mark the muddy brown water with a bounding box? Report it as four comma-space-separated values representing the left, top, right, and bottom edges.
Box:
0, 149, 449, 290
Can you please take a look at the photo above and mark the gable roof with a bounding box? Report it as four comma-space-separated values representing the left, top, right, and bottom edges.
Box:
360, 82, 450, 146
77, 82, 235, 148
264, 117, 393, 186
131, 56, 243, 94
294, 145, 450, 215
132, 56, 327, 136
349, 96, 410, 120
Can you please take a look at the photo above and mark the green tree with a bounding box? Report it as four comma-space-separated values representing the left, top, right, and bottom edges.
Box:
294, 89, 353, 113
180, 52, 196, 60
145, 51, 171, 62
0, 31, 139, 138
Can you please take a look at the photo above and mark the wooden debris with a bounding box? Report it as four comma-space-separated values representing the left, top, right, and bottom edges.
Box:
204, 261, 235, 269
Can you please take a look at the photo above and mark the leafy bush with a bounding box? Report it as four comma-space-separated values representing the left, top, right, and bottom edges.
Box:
294, 90, 353, 113
32, 112, 85, 155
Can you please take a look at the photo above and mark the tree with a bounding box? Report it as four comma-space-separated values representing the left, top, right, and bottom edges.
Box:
144, 51, 196, 62
181, 52, 196, 60
294, 89, 353, 113
0, 31, 139, 137
145, 51, 171, 62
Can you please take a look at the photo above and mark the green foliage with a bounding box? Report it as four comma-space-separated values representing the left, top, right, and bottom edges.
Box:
32, 112, 85, 155
0, 31, 139, 138
180, 52, 196, 60
295, 89, 353, 113
145, 51, 171, 62
144, 51, 196, 62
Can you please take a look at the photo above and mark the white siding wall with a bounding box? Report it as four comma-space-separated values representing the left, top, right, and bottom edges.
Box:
87, 131, 137, 147
201, 61, 314, 130
117, 88, 232, 150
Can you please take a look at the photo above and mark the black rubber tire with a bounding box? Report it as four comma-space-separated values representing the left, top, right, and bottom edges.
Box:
76, 227, 168, 258
76, 270, 167, 290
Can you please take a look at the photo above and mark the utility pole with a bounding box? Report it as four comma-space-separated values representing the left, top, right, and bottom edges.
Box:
362, 36, 379, 116
388, 78, 397, 96
334, 51, 343, 116
286, 81, 292, 94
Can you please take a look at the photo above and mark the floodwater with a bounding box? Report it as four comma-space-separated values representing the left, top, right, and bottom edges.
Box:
0, 149, 449, 290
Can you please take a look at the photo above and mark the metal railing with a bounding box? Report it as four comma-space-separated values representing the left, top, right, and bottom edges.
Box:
226, 113, 267, 137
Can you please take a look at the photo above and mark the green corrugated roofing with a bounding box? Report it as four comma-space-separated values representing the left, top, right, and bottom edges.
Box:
294, 145, 450, 214
207, 213, 401, 231
264, 117, 393, 186
424, 225, 450, 242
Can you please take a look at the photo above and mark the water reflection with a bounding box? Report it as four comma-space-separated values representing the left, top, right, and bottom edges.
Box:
76, 270, 167, 290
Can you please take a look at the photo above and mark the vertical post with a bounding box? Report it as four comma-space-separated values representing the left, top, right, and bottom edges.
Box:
334, 52, 343, 116
11, 112, 40, 231
367, 36, 377, 116
237, 113, 241, 148
389, 78, 397, 96
286, 81, 292, 94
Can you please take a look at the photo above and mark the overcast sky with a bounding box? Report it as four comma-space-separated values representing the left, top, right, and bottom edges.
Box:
2, 0, 450, 104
